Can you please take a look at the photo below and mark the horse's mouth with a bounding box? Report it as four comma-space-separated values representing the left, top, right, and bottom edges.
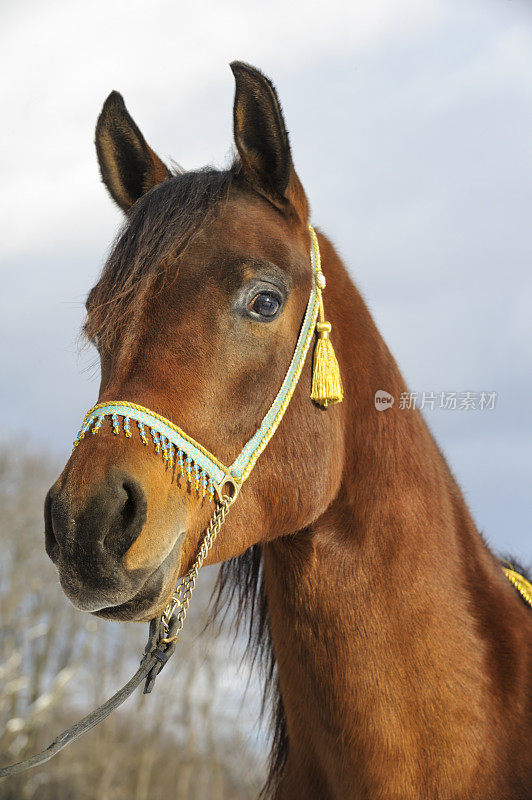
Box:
94, 556, 177, 621
61, 531, 186, 622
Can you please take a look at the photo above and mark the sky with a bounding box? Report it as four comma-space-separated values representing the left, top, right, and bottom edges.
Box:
1, 0, 531, 560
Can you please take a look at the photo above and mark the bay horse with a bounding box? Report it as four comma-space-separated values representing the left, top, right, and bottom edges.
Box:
45, 62, 532, 799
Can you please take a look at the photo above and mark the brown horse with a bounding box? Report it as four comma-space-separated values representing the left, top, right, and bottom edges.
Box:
45, 62, 532, 799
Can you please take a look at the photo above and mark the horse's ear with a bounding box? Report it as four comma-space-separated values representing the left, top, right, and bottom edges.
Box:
95, 91, 171, 212
230, 62, 309, 221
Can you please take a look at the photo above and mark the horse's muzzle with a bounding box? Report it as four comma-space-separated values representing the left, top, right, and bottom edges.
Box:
44, 469, 168, 614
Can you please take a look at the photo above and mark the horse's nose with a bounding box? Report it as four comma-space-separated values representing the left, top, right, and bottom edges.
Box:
45, 472, 147, 566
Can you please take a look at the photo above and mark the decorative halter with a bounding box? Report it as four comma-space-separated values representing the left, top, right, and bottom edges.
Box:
73, 216, 532, 637
73, 224, 343, 503
71, 219, 532, 632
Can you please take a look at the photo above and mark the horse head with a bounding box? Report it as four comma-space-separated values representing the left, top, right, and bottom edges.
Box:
45, 63, 346, 621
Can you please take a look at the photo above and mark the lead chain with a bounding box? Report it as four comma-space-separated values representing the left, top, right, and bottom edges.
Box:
160, 495, 234, 644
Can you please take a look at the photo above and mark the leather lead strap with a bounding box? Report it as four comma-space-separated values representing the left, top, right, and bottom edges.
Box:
0, 616, 177, 779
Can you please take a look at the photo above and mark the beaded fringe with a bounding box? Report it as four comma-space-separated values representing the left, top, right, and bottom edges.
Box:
73, 414, 215, 502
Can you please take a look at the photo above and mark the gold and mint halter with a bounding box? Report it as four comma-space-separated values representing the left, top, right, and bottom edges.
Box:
73, 225, 343, 503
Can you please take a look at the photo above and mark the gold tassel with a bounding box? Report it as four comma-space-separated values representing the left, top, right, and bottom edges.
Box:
311, 319, 343, 407
308, 223, 343, 408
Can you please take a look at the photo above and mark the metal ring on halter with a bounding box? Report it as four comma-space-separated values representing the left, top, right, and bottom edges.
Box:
215, 476, 241, 503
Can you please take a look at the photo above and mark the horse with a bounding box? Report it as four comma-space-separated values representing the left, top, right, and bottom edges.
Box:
45, 62, 532, 799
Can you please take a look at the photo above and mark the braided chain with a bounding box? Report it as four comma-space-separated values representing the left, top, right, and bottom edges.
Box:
159, 495, 234, 644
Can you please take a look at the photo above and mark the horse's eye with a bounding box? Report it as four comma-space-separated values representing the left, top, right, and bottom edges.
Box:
248, 291, 281, 319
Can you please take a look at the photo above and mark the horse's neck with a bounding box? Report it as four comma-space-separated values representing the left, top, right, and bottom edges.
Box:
263, 447, 528, 797
263, 258, 531, 798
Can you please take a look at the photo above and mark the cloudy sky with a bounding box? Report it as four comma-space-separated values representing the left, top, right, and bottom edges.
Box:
1, 0, 531, 559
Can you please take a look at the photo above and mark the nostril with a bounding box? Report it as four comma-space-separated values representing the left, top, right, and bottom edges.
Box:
103, 475, 147, 559
121, 481, 140, 529
44, 489, 59, 563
